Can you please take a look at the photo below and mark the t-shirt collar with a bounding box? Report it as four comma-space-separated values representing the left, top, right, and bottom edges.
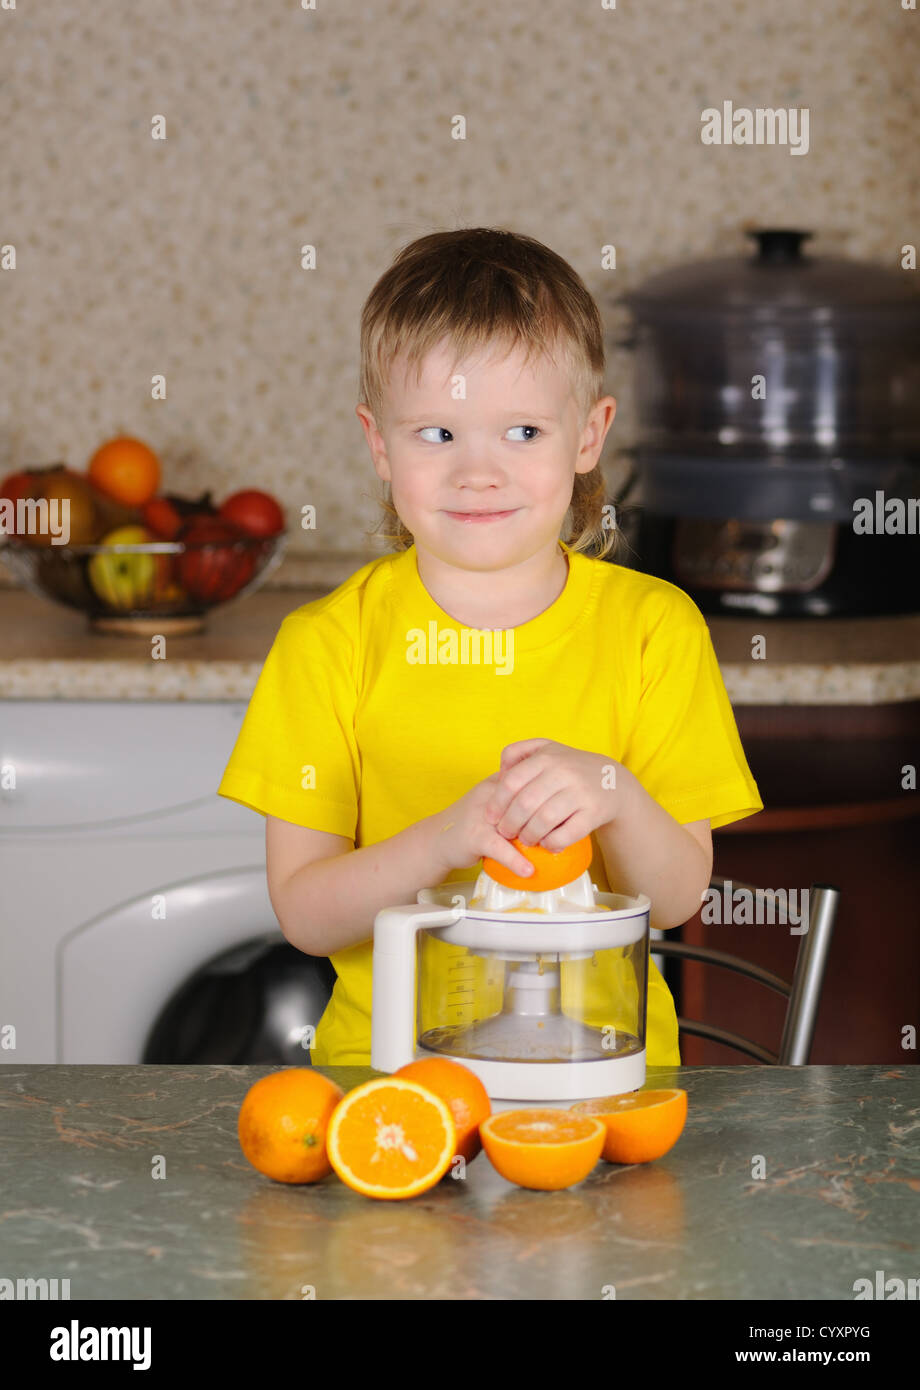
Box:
390, 538, 597, 652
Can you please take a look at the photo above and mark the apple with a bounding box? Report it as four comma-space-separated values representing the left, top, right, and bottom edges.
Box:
87, 526, 157, 610
218, 489, 285, 537
176, 516, 257, 602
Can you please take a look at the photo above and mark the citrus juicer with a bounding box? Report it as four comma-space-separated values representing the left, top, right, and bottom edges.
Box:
371, 836, 651, 1102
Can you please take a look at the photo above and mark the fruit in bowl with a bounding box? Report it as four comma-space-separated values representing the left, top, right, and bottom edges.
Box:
142, 489, 219, 540
0, 440, 287, 634
86, 525, 180, 609
218, 489, 286, 538
1, 460, 145, 547
87, 437, 161, 508
142, 496, 186, 540
11, 466, 102, 547
175, 516, 259, 603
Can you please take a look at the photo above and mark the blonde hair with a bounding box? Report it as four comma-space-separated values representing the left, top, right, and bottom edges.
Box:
358, 227, 618, 559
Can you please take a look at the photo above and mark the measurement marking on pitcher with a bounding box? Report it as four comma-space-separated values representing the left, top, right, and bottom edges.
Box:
446, 954, 478, 1024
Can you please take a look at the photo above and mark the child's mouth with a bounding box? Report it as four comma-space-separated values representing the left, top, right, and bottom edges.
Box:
444, 509, 519, 523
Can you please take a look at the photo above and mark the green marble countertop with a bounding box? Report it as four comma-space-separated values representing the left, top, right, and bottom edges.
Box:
1, 1064, 917, 1301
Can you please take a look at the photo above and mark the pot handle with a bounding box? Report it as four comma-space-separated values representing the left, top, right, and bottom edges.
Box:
747, 228, 813, 262
371, 902, 465, 1073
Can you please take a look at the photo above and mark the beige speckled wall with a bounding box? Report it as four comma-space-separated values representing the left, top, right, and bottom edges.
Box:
2, 0, 918, 584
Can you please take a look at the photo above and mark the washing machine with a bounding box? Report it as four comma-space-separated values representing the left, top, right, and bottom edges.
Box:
0, 701, 334, 1064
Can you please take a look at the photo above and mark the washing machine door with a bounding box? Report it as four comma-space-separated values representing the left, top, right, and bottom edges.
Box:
142, 935, 336, 1064
59, 867, 333, 1064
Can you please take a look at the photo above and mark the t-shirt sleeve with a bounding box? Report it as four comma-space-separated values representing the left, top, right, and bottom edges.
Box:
620, 588, 763, 830
216, 608, 360, 838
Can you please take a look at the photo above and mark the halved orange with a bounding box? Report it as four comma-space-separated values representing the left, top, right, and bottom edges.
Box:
482, 834, 593, 892
326, 1078, 457, 1200
393, 1057, 491, 1164
479, 1109, 606, 1190
570, 1088, 687, 1164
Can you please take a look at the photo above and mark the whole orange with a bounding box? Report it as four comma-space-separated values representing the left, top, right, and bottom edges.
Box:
238, 1068, 344, 1184
393, 1057, 491, 1164
87, 436, 161, 507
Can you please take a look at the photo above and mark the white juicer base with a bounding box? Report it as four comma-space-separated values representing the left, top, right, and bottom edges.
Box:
469, 867, 602, 914
412, 1046, 646, 1102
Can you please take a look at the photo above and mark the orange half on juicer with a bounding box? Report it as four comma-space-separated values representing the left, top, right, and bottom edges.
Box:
477, 835, 599, 913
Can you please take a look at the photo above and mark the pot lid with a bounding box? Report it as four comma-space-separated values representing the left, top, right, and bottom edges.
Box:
621, 229, 920, 322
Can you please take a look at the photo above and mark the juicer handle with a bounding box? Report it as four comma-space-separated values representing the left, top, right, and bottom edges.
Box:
371, 902, 464, 1074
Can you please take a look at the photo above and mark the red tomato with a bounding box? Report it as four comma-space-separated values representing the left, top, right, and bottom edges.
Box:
176, 517, 258, 602
142, 496, 184, 540
218, 489, 285, 537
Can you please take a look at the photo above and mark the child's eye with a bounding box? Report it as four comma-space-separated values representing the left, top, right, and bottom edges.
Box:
416, 425, 542, 443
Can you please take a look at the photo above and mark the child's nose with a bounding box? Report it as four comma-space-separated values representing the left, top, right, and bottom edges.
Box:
447, 453, 509, 484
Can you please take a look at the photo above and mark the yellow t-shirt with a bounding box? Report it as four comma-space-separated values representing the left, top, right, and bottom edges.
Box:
217, 540, 763, 1068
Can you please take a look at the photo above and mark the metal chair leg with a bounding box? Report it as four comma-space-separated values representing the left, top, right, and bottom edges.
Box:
778, 883, 840, 1064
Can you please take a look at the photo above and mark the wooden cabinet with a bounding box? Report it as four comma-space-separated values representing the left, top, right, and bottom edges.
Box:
674, 701, 920, 1064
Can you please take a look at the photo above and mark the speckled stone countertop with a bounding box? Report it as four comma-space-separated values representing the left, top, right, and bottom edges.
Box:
0, 582, 918, 705
0, 1064, 916, 1301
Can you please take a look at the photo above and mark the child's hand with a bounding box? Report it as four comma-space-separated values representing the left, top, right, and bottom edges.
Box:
430, 772, 537, 881
483, 739, 621, 852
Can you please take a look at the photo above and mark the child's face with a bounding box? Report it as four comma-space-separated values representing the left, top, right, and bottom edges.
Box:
357, 337, 615, 572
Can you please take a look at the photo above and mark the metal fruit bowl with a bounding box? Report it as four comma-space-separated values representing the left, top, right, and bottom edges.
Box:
0, 531, 287, 635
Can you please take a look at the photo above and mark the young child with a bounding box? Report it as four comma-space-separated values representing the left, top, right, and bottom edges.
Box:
217, 226, 763, 1068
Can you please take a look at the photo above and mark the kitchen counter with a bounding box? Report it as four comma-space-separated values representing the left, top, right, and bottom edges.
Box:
0, 1063, 916, 1301
0, 583, 918, 704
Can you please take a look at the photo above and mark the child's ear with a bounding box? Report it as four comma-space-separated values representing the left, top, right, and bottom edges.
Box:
354, 402, 375, 438
576, 395, 617, 471
355, 404, 391, 481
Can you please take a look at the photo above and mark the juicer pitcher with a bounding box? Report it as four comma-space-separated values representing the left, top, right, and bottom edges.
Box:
371, 879, 651, 1102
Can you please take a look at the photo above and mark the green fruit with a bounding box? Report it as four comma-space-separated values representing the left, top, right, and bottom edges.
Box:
87, 526, 156, 609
